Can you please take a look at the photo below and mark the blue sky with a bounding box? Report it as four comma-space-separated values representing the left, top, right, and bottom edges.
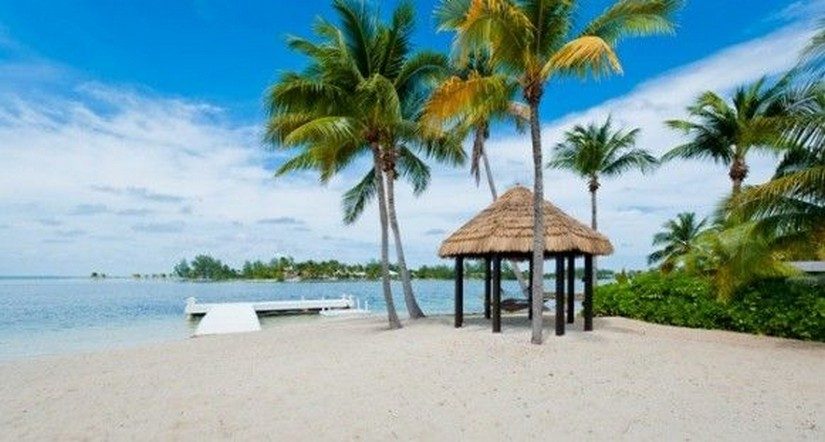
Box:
0, 0, 806, 121
0, 0, 822, 275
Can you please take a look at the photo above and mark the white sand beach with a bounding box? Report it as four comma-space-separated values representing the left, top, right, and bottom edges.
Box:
1, 316, 823, 440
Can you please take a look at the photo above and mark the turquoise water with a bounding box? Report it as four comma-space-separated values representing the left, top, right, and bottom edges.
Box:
0, 277, 566, 361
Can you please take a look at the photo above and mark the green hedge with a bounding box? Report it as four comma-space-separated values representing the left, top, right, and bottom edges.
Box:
594, 271, 825, 341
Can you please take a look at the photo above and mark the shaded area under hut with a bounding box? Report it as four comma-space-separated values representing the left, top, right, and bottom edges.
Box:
438, 186, 613, 336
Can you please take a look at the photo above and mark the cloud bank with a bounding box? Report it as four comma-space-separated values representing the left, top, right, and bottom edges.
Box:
0, 21, 817, 275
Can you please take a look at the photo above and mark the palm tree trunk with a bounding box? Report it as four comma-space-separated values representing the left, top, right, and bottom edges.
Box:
372, 146, 401, 329
383, 148, 425, 319
477, 129, 529, 296
480, 144, 498, 197
527, 94, 545, 345
589, 184, 599, 292
729, 155, 748, 195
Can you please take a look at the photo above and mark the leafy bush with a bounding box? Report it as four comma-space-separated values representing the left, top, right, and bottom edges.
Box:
594, 271, 825, 341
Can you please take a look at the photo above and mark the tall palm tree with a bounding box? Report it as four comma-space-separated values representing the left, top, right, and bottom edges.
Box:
647, 212, 707, 271
424, 49, 532, 293
437, 0, 679, 343
548, 117, 657, 231
265, 0, 455, 327
548, 117, 657, 288
663, 77, 792, 194
726, 21, 825, 259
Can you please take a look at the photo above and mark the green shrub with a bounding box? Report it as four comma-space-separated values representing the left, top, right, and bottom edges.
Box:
594, 271, 825, 341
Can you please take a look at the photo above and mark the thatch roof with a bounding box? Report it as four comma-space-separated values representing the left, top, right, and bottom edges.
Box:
438, 186, 613, 258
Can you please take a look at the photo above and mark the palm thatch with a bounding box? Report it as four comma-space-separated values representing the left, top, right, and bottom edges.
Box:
438, 186, 613, 257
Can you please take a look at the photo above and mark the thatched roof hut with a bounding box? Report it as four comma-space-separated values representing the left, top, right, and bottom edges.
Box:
439, 186, 613, 258
440, 186, 614, 337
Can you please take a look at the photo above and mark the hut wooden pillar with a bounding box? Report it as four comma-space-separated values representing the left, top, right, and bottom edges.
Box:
527, 257, 534, 320
492, 255, 502, 333
566, 254, 575, 324
454, 257, 464, 328
484, 257, 491, 320
584, 254, 594, 331
555, 255, 565, 336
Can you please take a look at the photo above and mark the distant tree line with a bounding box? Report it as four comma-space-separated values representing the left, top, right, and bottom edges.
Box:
171, 254, 617, 282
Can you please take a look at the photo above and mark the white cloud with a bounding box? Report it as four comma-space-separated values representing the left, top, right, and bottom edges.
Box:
0, 21, 817, 275
0, 83, 382, 275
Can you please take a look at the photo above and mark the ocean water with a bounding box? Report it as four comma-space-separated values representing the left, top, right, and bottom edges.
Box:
0, 277, 582, 361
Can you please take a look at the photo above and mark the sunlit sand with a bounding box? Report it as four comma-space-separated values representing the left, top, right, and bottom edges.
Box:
1, 316, 822, 440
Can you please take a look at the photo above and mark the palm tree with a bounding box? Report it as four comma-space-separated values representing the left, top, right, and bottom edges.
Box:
548, 117, 657, 231
424, 49, 532, 293
265, 0, 456, 327
647, 212, 707, 271
437, 0, 679, 343
664, 77, 792, 194
729, 132, 825, 260
548, 117, 657, 288
729, 21, 825, 257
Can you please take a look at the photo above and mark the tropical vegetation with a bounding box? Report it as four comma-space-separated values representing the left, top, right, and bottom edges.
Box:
595, 23, 825, 338
663, 77, 793, 194
646, 212, 707, 271
265, 0, 463, 327
258, 0, 822, 342
594, 271, 824, 342
424, 49, 531, 293
435, 0, 680, 344
170, 254, 617, 282
548, 117, 657, 231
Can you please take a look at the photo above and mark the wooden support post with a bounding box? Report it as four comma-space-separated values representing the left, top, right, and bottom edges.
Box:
454, 257, 464, 328
567, 254, 575, 324
584, 254, 593, 331
492, 255, 501, 333
527, 257, 534, 320
555, 255, 565, 336
484, 257, 491, 320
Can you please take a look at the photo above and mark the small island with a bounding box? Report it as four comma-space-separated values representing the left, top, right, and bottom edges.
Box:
168, 254, 619, 282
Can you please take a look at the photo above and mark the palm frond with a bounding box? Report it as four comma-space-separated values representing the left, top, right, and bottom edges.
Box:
423, 72, 511, 125
542, 35, 622, 79
395, 146, 431, 195
601, 148, 659, 176
584, 0, 680, 44
275, 151, 321, 177
283, 116, 357, 147
454, 0, 534, 71
332, 0, 378, 76
342, 168, 377, 224
394, 51, 449, 94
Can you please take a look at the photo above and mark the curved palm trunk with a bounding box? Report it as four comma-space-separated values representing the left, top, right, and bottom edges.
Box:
383, 148, 425, 319
372, 146, 401, 329
527, 96, 545, 345
476, 127, 530, 295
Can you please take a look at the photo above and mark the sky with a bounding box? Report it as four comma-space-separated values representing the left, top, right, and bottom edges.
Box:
0, 0, 822, 276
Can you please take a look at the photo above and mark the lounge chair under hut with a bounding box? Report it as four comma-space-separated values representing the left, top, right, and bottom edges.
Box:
438, 186, 613, 336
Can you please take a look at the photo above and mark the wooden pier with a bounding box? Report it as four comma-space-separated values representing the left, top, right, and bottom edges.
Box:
186, 296, 356, 336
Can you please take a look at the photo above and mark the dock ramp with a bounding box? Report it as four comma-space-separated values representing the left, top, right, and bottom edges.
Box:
193, 303, 261, 336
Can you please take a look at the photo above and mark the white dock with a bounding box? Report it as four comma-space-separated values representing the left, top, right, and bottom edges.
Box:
194, 303, 261, 336
186, 296, 356, 336
319, 299, 370, 317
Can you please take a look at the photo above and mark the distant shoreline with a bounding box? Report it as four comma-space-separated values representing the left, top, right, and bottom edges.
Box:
0, 275, 615, 283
